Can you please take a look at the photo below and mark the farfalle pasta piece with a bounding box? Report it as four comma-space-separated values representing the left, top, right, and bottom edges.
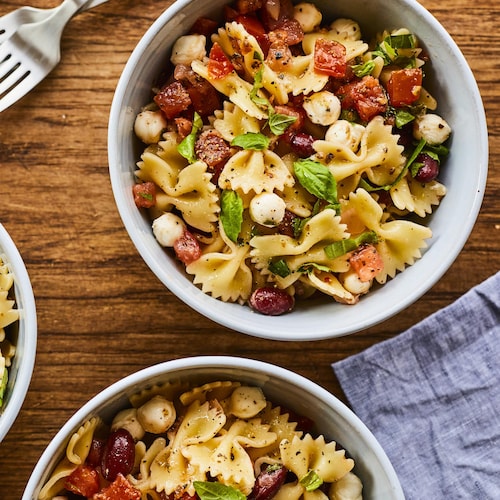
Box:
344, 188, 432, 283
304, 270, 357, 304
0, 290, 18, 331
390, 176, 447, 217
302, 31, 368, 61
273, 482, 330, 500
191, 59, 267, 120
128, 437, 167, 492
66, 417, 102, 465
283, 54, 330, 97
218, 149, 295, 195
180, 380, 241, 406
186, 222, 253, 301
129, 380, 189, 408
280, 434, 354, 483
38, 457, 77, 500
214, 22, 290, 104
213, 100, 262, 142
314, 116, 405, 184
138, 152, 219, 233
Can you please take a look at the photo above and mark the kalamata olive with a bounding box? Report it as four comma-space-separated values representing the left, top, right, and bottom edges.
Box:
101, 428, 135, 482
249, 287, 295, 315
249, 465, 288, 500
289, 132, 315, 158
277, 209, 297, 237
413, 152, 439, 182
86, 437, 105, 467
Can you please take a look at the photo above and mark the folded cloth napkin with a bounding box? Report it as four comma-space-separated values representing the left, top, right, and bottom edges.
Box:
332, 271, 500, 500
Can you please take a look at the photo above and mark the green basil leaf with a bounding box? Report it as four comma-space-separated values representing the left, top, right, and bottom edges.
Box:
220, 190, 243, 242
300, 470, 323, 492
0, 368, 7, 407
395, 109, 415, 128
268, 109, 297, 135
193, 481, 246, 500
351, 60, 376, 77
231, 132, 270, 151
250, 65, 271, 109
177, 111, 203, 163
294, 159, 338, 205
269, 259, 291, 278
324, 231, 379, 259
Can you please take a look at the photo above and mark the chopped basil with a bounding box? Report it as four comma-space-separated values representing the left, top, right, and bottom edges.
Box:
325, 231, 379, 259
268, 108, 297, 135
300, 470, 323, 492
220, 190, 244, 243
193, 481, 246, 500
250, 64, 271, 109
372, 34, 417, 67
351, 60, 376, 77
0, 369, 7, 407
269, 259, 291, 278
298, 262, 332, 274
293, 159, 339, 207
395, 109, 416, 128
231, 132, 270, 151
359, 138, 427, 192
177, 111, 203, 163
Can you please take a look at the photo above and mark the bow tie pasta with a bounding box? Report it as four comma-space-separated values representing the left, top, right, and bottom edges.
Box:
39, 381, 362, 500
132, 0, 452, 316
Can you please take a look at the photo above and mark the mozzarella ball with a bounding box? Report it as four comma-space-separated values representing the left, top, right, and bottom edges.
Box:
303, 91, 341, 126
340, 270, 372, 295
152, 213, 186, 247
170, 34, 206, 66
325, 120, 365, 151
111, 408, 145, 441
137, 395, 176, 434
293, 3, 322, 33
329, 471, 363, 500
413, 113, 451, 145
249, 192, 286, 227
330, 18, 362, 41
134, 110, 167, 144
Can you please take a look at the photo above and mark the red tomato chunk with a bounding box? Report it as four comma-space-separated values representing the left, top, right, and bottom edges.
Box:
133, 181, 156, 208
314, 38, 347, 78
386, 68, 422, 107
208, 42, 235, 79
349, 244, 384, 282
64, 465, 100, 497
154, 81, 191, 119
93, 473, 141, 500
174, 229, 202, 265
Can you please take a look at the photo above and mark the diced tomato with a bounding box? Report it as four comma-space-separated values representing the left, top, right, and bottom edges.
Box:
314, 38, 347, 78
207, 42, 234, 79
273, 104, 306, 133
154, 81, 192, 119
337, 76, 388, 122
189, 16, 219, 37
272, 18, 304, 46
64, 465, 100, 497
349, 244, 384, 282
93, 473, 141, 500
386, 68, 423, 107
133, 181, 156, 209
174, 229, 202, 265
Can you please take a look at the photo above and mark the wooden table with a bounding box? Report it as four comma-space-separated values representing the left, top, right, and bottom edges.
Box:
0, 0, 498, 497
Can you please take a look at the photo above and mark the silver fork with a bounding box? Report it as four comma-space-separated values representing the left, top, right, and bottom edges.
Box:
0, 0, 109, 44
0, 0, 110, 112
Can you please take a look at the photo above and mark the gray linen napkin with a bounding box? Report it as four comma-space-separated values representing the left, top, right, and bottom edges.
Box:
332, 271, 500, 499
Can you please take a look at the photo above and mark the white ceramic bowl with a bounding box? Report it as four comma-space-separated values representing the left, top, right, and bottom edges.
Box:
108, 0, 488, 341
0, 223, 37, 442
23, 356, 404, 499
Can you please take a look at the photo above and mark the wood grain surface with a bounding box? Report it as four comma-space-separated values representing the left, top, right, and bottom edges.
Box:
0, 0, 498, 497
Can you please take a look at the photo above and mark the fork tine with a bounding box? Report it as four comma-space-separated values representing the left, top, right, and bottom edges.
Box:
0, 58, 30, 98
0, 70, 42, 112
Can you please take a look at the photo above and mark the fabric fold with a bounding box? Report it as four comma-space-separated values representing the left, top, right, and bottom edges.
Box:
332, 271, 500, 499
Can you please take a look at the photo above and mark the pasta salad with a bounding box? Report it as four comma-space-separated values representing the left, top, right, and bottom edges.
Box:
39, 380, 362, 499
0, 256, 18, 409
132, 0, 451, 315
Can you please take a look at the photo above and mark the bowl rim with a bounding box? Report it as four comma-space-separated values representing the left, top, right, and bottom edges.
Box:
108, 0, 489, 341
22, 355, 405, 499
0, 222, 37, 442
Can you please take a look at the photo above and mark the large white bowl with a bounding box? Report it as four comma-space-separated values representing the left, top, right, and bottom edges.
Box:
108, 0, 488, 341
23, 356, 404, 499
0, 223, 37, 442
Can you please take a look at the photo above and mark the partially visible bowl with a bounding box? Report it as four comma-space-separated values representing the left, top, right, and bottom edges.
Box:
108, 0, 488, 341
23, 356, 404, 499
0, 223, 37, 442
